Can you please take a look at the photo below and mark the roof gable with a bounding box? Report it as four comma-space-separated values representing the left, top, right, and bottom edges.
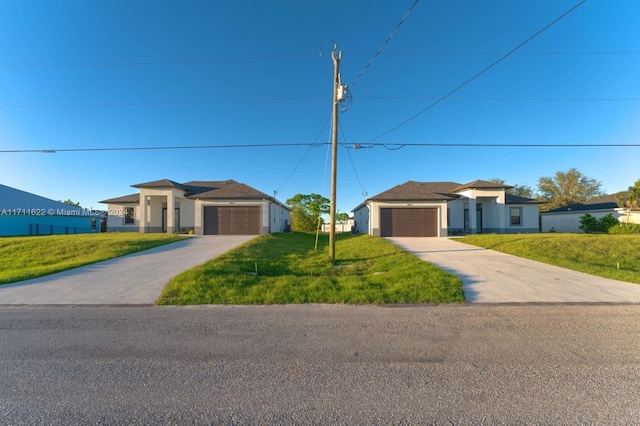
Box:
132, 179, 188, 190
454, 180, 513, 192
188, 182, 272, 200
369, 181, 460, 201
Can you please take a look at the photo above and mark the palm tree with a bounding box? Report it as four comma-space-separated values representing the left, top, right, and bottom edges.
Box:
616, 180, 640, 224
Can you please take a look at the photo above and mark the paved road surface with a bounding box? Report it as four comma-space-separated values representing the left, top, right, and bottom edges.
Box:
0, 235, 254, 304
387, 237, 640, 303
1, 304, 639, 424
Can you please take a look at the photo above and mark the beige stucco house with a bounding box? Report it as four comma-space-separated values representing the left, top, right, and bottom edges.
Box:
100, 179, 290, 235
352, 180, 541, 237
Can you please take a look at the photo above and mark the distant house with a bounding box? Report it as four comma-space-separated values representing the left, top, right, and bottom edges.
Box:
352, 180, 541, 237
540, 194, 623, 233
0, 184, 101, 236
100, 179, 290, 235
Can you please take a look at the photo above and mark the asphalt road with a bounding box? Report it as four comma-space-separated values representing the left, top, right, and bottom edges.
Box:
2, 304, 639, 424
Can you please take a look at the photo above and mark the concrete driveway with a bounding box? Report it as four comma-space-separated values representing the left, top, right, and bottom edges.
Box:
0, 235, 255, 305
387, 237, 640, 303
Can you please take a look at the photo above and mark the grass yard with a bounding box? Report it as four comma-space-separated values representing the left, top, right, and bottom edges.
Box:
0, 233, 184, 285
461, 233, 640, 284
157, 232, 465, 305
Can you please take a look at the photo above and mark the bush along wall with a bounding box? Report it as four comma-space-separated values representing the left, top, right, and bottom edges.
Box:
579, 213, 620, 233
608, 223, 640, 234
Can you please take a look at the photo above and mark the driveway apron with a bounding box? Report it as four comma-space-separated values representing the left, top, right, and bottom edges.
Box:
387, 237, 640, 303
0, 235, 255, 305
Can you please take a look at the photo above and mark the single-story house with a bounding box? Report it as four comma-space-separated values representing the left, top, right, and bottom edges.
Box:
352, 180, 541, 237
0, 184, 101, 236
99, 179, 290, 235
540, 194, 625, 233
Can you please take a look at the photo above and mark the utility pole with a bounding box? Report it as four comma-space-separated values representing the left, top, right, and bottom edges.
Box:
329, 44, 342, 263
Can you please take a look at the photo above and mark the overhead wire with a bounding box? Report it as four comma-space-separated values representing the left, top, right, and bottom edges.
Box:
349, 0, 420, 89
367, 0, 588, 142
338, 117, 367, 198
4, 141, 639, 155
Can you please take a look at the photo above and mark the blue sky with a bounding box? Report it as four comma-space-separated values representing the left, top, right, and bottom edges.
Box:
1, 0, 639, 215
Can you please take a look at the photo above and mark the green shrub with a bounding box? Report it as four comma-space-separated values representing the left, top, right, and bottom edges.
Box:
579, 213, 619, 233
609, 223, 640, 234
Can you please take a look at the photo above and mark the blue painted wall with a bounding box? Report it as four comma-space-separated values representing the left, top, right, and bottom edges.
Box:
0, 215, 100, 236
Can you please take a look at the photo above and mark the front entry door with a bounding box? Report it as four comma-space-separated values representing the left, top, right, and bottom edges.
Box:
162, 208, 180, 233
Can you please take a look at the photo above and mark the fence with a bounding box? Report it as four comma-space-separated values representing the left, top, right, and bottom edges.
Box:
29, 223, 96, 236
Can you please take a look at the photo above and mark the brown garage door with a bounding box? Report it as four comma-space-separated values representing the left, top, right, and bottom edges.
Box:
203, 206, 261, 235
380, 208, 438, 237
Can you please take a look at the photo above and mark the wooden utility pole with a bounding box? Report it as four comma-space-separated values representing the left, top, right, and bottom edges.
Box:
329, 44, 341, 263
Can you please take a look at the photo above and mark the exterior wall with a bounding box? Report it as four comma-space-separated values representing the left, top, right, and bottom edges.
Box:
446, 199, 465, 234
368, 200, 448, 237
104, 203, 139, 232
616, 209, 640, 225
0, 214, 100, 236
541, 209, 621, 233
194, 199, 271, 235
269, 202, 291, 233
503, 204, 539, 234
353, 205, 370, 234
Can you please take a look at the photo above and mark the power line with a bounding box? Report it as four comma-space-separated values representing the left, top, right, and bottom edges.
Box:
367, 0, 588, 142
338, 117, 367, 197
349, 0, 420, 88
0, 143, 328, 154
0, 53, 318, 70
3, 141, 639, 155
355, 50, 640, 56
356, 96, 640, 102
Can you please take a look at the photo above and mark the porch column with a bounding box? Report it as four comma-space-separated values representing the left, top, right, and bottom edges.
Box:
140, 196, 148, 233
468, 197, 477, 234
166, 194, 175, 234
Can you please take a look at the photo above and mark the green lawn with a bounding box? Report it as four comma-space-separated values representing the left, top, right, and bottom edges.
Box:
460, 233, 640, 284
0, 233, 184, 285
157, 232, 465, 305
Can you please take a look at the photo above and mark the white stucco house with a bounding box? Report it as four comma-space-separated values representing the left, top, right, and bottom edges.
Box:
540, 194, 625, 233
352, 180, 541, 237
0, 184, 102, 236
100, 179, 290, 235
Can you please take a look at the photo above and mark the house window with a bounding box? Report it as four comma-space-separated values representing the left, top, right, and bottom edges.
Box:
91, 218, 97, 230
510, 207, 522, 226
124, 207, 134, 224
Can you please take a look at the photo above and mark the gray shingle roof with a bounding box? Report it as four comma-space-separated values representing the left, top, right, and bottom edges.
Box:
131, 179, 189, 190
99, 193, 140, 204
189, 182, 272, 200
454, 180, 513, 192
543, 194, 619, 213
369, 181, 460, 201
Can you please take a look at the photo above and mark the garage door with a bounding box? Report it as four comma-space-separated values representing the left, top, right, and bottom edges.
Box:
203, 206, 261, 235
380, 208, 438, 237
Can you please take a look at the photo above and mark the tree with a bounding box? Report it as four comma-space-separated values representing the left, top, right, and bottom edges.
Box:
537, 168, 604, 211
615, 179, 640, 223
60, 199, 81, 207
335, 212, 350, 223
286, 193, 330, 232
487, 178, 536, 198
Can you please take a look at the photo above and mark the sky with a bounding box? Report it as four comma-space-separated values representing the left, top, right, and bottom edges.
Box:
1, 0, 639, 215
